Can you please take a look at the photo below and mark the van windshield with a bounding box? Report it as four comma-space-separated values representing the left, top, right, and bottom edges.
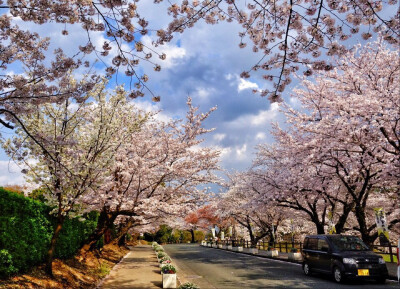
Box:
329, 236, 370, 251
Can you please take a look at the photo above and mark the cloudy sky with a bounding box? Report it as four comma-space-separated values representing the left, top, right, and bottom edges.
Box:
0, 1, 382, 185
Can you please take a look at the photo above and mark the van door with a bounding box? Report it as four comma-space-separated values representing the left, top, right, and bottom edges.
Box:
317, 238, 331, 272
304, 237, 319, 268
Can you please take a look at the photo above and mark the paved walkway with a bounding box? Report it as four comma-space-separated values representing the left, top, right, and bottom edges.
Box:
99, 245, 162, 289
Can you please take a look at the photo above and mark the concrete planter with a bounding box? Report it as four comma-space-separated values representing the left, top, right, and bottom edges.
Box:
266, 250, 279, 257
233, 246, 243, 252
288, 252, 302, 261
201, 241, 206, 246
227, 245, 233, 250
249, 248, 258, 254
207, 243, 211, 247
218, 244, 223, 249
162, 273, 177, 288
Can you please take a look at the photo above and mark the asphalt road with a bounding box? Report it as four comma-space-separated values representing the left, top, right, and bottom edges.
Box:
164, 244, 398, 289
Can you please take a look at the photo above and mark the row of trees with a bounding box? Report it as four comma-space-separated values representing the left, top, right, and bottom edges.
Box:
212, 39, 399, 247
1, 79, 220, 275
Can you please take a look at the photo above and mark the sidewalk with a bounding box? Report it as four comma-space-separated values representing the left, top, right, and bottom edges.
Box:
211, 246, 399, 280
99, 245, 162, 289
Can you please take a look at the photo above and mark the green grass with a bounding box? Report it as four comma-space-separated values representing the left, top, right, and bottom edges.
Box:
97, 262, 111, 278
379, 254, 398, 263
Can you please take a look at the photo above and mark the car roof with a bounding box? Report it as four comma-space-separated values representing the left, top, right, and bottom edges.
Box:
305, 234, 358, 238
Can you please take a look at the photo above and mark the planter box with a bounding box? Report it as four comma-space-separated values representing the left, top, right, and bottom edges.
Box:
201, 241, 206, 246
288, 252, 302, 261
207, 243, 211, 247
218, 244, 223, 249
227, 245, 232, 250
266, 250, 279, 257
249, 248, 258, 254
233, 246, 243, 252
162, 273, 177, 288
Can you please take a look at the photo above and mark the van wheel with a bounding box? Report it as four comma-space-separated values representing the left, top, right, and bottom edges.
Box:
303, 263, 312, 276
333, 266, 345, 283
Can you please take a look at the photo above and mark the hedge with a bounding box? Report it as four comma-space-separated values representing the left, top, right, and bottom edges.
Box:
0, 187, 98, 277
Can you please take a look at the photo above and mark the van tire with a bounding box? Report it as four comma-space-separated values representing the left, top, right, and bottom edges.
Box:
333, 266, 345, 283
303, 262, 312, 276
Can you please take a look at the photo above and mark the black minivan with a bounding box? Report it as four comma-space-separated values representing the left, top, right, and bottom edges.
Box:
302, 234, 388, 283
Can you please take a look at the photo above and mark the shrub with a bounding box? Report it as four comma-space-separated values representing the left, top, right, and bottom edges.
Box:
157, 251, 167, 259
178, 282, 200, 289
161, 264, 176, 274
159, 256, 171, 263
0, 250, 17, 277
155, 246, 164, 252
0, 187, 98, 277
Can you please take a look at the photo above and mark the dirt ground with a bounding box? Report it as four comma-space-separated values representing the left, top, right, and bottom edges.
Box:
0, 242, 140, 289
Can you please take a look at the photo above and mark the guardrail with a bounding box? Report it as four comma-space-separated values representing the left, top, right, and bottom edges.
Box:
203, 239, 398, 262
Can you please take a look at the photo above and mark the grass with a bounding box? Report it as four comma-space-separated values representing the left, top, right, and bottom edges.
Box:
379, 254, 398, 263
97, 262, 111, 278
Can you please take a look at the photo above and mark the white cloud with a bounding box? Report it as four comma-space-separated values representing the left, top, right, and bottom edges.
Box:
255, 132, 266, 140
238, 78, 259, 92
142, 36, 186, 69
0, 160, 26, 185
213, 133, 226, 142
250, 103, 280, 126
235, 144, 248, 159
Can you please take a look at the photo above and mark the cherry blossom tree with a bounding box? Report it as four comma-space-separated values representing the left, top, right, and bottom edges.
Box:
217, 172, 287, 247
184, 205, 219, 242
0, 0, 167, 139
1, 0, 398, 134
160, 0, 399, 101
1, 78, 147, 275
253, 38, 399, 244
80, 98, 221, 251
285, 38, 399, 244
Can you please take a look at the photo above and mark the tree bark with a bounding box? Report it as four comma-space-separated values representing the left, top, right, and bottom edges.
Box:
80, 207, 117, 253
45, 215, 65, 276
189, 229, 195, 243
115, 219, 135, 246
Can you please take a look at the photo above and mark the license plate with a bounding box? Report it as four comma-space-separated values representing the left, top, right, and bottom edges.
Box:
357, 269, 369, 276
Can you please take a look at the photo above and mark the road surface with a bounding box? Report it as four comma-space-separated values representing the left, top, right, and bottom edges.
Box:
164, 244, 398, 289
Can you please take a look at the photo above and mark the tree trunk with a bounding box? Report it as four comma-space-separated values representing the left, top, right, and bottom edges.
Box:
354, 204, 375, 246
80, 208, 117, 253
190, 229, 195, 243
45, 216, 65, 276
115, 219, 135, 247
335, 203, 353, 234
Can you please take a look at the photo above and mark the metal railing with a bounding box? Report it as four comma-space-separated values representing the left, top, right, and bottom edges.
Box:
204, 239, 398, 262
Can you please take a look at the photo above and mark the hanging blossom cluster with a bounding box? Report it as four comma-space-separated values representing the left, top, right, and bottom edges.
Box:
0, 0, 167, 131
156, 0, 399, 102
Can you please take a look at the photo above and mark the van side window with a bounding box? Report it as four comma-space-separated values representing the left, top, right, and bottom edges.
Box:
318, 239, 329, 251
304, 238, 309, 249
307, 238, 318, 250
